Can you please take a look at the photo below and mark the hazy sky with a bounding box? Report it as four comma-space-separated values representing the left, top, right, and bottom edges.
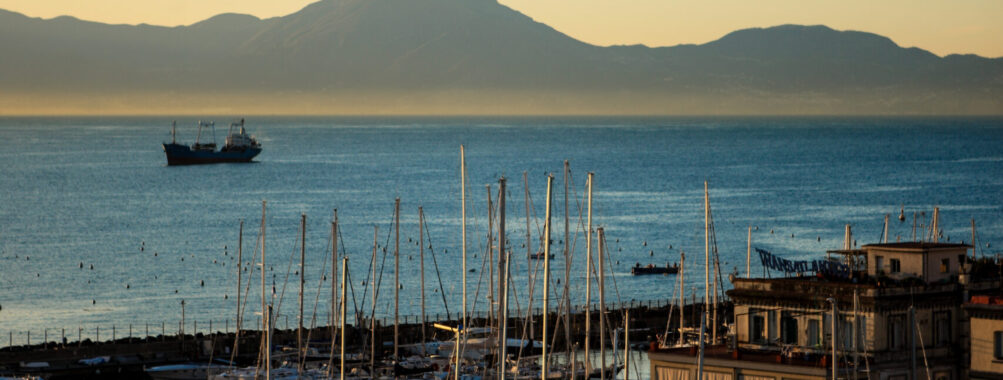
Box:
0, 0, 1000, 58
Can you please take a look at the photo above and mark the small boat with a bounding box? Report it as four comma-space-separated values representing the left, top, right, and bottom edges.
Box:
163, 119, 261, 165
631, 262, 679, 275
145, 359, 232, 380
528, 252, 554, 260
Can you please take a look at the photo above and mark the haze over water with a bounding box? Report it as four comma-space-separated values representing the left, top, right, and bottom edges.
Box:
1, 116, 1001, 345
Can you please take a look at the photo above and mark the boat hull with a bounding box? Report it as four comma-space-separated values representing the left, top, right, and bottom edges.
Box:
631, 266, 679, 275
163, 143, 261, 165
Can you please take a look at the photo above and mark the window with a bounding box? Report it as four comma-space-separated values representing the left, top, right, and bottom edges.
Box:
656, 367, 689, 380
888, 314, 906, 350
933, 311, 950, 347
703, 372, 733, 380
940, 258, 949, 273
808, 319, 820, 348
995, 331, 1003, 360
768, 310, 777, 342
875, 256, 884, 274
857, 316, 868, 351
751, 314, 766, 343
781, 312, 798, 344
890, 258, 901, 273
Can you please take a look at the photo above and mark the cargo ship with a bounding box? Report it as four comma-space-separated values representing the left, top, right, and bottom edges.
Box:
162, 119, 261, 165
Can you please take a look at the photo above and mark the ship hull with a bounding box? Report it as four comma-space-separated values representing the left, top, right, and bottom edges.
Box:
163, 143, 261, 166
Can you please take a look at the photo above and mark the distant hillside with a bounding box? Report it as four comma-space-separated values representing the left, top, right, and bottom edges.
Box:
0, 0, 1000, 115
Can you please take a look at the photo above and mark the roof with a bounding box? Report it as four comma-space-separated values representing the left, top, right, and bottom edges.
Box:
861, 242, 970, 250
827, 249, 866, 256
969, 295, 1003, 305
965, 296, 1003, 319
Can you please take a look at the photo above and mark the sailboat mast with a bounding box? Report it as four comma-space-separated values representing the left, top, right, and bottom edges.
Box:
562, 161, 571, 363
329, 212, 339, 376
703, 181, 710, 343
497, 178, 507, 378
332, 210, 338, 332
260, 201, 267, 334
584, 172, 594, 374
298, 214, 306, 371
523, 171, 533, 341
972, 219, 977, 260
459, 145, 467, 380
624, 310, 630, 380
235, 220, 243, 359
340, 256, 348, 380
370, 226, 378, 376
420, 206, 427, 355
459, 145, 467, 336
394, 198, 400, 362
259, 200, 269, 379
487, 185, 495, 329
883, 214, 890, 243
746, 226, 751, 278
542, 174, 553, 380
598, 227, 607, 380
678, 252, 685, 346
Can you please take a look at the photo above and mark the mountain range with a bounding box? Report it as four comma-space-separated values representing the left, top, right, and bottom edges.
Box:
1, 0, 1001, 115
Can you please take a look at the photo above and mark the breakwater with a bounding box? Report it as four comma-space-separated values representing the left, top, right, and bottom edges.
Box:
0, 299, 731, 378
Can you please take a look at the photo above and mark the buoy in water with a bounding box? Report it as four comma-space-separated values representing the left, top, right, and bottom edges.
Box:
90, 264, 94, 270
899, 205, 905, 222
643, 241, 647, 247
200, 280, 204, 287
79, 262, 83, 269
126, 284, 130, 289
92, 299, 96, 304
771, 229, 774, 234
650, 250, 654, 256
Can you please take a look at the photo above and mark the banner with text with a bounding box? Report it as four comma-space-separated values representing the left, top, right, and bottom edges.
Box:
755, 248, 850, 278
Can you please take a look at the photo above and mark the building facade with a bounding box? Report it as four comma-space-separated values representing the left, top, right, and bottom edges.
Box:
649, 241, 1000, 380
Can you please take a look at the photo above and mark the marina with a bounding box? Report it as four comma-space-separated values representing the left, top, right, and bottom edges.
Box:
1, 117, 1002, 379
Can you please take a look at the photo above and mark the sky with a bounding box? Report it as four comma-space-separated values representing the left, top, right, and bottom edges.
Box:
0, 0, 1000, 58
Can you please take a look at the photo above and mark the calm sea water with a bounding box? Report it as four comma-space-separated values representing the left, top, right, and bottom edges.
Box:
1, 116, 1001, 347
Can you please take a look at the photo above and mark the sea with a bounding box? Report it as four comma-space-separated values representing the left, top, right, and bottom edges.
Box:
1, 116, 1001, 353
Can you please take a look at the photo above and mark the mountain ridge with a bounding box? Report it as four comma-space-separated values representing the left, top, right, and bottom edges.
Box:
0, 0, 1000, 115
